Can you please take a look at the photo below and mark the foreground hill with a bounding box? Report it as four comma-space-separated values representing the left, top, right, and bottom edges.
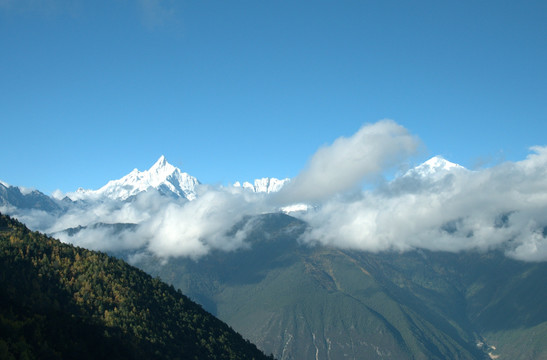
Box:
133, 213, 547, 360
0, 213, 272, 360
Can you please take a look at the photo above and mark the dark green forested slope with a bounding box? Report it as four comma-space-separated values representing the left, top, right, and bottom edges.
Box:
0, 213, 273, 360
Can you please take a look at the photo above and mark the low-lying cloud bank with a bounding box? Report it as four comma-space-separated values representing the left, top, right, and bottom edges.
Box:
3, 120, 547, 262
9, 185, 270, 260
298, 146, 547, 261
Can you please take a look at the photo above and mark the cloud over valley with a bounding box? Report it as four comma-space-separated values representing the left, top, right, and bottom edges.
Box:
300, 146, 547, 261
3, 121, 547, 262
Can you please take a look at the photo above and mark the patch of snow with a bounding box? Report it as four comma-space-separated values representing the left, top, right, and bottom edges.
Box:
18, 186, 36, 195
404, 156, 465, 179
234, 177, 290, 193
51, 189, 65, 200
0, 180, 35, 195
65, 156, 200, 201
281, 203, 310, 214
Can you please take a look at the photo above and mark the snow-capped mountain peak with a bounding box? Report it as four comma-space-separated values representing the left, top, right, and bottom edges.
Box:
234, 177, 290, 193
405, 156, 465, 178
149, 155, 174, 173
67, 156, 200, 201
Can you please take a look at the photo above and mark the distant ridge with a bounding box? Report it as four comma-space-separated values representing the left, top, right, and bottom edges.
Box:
0, 181, 62, 212
2, 156, 463, 207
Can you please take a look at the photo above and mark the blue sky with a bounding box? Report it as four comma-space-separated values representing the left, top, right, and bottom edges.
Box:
1, 0, 546, 194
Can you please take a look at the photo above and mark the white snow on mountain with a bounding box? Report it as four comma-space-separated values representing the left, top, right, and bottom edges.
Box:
0, 180, 36, 196
233, 177, 290, 193
404, 156, 465, 179
6, 156, 463, 207
65, 156, 200, 201
280, 203, 310, 214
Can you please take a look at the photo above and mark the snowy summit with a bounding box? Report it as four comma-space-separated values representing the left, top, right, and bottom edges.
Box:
67, 156, 200, 201
405, 156, 465, 179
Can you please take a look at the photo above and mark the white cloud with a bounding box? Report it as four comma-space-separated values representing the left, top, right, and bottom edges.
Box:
51, 189, 65, 200
4, 121, 547, 262
0, 205, 58, 231
35, 185, 268, 259
274, 120, 420, 204
136, 186, 265, 259
295, 146, 547, 261
37, 120, 423, 260
54, 225, 145, 253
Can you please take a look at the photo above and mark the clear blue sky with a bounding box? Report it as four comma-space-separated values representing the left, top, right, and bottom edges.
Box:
1, 0, 546, 194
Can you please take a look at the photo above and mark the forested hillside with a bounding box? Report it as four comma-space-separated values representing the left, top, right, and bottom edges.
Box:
0, 213, 272, 360
140, 213, 547, 360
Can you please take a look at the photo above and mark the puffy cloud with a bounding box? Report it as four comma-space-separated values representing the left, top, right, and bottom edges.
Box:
39, 120, 422, 259
136, 186, 266, 259
5, 121, 547, 262
0, 205, 58, 231
295, 146, 547, 261
274, 120, 420, 204
54, 225, 145, 253
38, 185, 268, 259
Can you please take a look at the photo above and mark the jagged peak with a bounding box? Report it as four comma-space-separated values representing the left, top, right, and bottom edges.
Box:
0, 180, 38, 195
65, 156, 199, 202
150, 155, 175, 173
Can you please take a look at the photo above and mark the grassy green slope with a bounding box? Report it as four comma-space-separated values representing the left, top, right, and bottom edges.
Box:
0, 213, 272, 360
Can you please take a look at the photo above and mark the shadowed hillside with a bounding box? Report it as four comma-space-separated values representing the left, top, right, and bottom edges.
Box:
134, 213, 547, 360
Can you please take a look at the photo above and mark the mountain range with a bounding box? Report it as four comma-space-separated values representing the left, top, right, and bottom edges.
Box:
63, 155, 200, 202
1, 154, 459, 212
2, 156, 546, 359
1, 156, 296, 208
